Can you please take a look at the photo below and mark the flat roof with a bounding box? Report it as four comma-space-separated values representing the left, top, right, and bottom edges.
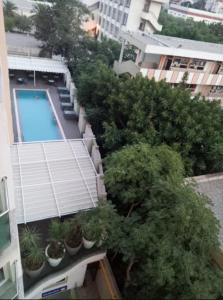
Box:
120, 31, 223, 61
8, 55, 69, 74
192, 173, 223, 249
6, 33, 42, 49
11, 140, 99, 224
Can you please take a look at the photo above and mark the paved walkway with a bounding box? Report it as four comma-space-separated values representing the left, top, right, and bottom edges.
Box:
10, 74, 81, 142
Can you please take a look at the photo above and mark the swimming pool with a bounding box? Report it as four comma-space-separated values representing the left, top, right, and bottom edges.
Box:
15, 89, 63, 142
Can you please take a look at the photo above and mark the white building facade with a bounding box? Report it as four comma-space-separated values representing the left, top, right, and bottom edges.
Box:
114, 31, 223, 104
97, 0, 167, 40
168, 3, 223, 24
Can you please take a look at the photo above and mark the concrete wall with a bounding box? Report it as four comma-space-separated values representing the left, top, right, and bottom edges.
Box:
78, 106, 107, 201
0, 2, 23, 298
25, 252, 106, 299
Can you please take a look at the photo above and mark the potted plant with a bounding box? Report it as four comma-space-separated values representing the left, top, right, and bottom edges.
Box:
79, 209, 102, 249
45, 220, 65, 267
63, 218, 82, 255
20, 227, 45, 278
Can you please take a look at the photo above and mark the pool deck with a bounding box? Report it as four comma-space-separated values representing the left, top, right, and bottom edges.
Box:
10, 77, 81, 142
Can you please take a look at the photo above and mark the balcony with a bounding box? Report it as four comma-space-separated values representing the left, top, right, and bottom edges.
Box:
18, 219, 106, 297
0, 177, 11, 252
140, 11, 162, 31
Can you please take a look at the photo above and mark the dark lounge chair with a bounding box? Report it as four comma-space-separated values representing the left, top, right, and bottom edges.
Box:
60, 102, 74, 111
59, 94, 70, 102
57, 87, 70, 94
63, 110, 78, 120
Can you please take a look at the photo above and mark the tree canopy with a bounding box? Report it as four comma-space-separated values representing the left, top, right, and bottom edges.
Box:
104, 143, 223, 299
159, 10, 223, 44
77, 66, 223, 175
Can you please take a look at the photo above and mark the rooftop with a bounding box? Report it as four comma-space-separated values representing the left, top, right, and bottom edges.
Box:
120, 31, 223, 61
6, 33, 42, 50
8, 55, 69, 74
193, 173, 223, 249
11, 140, 98, 224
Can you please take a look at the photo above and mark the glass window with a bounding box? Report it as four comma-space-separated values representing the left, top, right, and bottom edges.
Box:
112, 8, 116, 19
106, 20, 109, 31
114, 26, 119, 37
102, 18, 105, 28
110, 23, 114, 34
104, 4, 107, 14
100, 3, 103, 12
189, 59, 206, 70
125, 0, 131, 7
119, 0, 124, 5
117, 10, 122, 22
122, 12, 128, 25
108, 6, 111, 16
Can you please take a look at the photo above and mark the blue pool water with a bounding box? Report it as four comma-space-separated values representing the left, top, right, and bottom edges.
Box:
16, 90, 62, 142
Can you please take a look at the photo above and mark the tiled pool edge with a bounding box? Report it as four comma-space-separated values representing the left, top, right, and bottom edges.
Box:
13, 88, 66, 142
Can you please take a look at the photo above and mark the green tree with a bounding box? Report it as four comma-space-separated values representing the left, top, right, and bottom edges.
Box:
77, 61, 119, 136
15, 15, 32, 33
104, 143, 223, 299
159, 10, 223, 44
3, 0, 17, 17
101, 75, 223, 175
33, 0, 88, 57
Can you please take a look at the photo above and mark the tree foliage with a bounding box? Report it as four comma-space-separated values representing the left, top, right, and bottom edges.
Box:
104, 144, 223, 299
33, 0, 88, 56
159, 10, 223, 44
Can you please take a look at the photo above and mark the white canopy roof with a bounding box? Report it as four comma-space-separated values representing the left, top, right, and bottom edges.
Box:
8, 55, 69, 74
11, 140, 99, 224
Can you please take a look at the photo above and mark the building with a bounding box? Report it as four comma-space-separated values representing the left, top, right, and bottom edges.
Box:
0, 1, 23, 298
114, 31, 223, 104
168, 3, 223, 24
0, 2, 120, 299
97, 0, 167, 41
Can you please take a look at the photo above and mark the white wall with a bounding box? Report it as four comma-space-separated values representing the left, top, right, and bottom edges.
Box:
25, 252, 106, 299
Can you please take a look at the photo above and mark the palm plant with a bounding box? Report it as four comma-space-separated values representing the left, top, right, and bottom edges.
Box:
20, 227, 45, 272
47, 220, 65, 259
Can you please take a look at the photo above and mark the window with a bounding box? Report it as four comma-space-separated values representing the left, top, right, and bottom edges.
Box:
122, 13, 128, 25
108, 6, 111, 16
102, 18, 105, 28
104, 4, 107, 14
210, 86, 223, 95
119, 0, 124, 5
100, 3, 103, 12
99, 16, 101, 25
139, 20, 146, 31
114, 26, 119, 37
143, 0, 151, 12
189, 59, 206, 70
117, 10, 122, 22
112, 8, 116, 19
106, 20, 109, 31
125, 0, 131, 7
172, 57, 189, 69
110, 23, 114, 34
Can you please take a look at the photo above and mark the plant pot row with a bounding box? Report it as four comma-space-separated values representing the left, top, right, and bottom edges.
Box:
24, 236, 97, 278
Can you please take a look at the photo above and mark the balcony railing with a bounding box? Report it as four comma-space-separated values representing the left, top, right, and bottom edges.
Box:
0, 177, 11, 252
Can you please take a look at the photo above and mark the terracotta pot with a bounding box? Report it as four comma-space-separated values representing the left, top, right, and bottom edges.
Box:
45, 244, 65, 267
